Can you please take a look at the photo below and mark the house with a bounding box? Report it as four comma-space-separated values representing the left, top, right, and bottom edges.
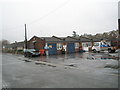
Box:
41, 36, 64, 55
3, 41, 24, 50
28, 36, 83, 55
27, 36, 45, 51
77, 36, 92, 51
27, 36, 64, 55
3, 44, 13, 50
16, 41, 24, 50
43, 36, 83, 54
2, 41, 24, 54
63, 36, 80, 53
28, 35, 97, 55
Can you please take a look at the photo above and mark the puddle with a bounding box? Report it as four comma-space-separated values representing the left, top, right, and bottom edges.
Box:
65, 64, 77, 67
28, 52, 119, 66
104, 65, 119, 69
86, 53, 119, 60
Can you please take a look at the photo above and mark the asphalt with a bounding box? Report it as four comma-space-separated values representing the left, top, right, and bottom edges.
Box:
2, 52, 119, 88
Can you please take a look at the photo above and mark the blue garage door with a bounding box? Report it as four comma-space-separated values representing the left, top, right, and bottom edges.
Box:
48, 43, 57, 55
67, 43, 75, 53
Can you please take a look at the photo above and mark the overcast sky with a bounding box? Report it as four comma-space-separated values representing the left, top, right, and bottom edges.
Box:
1, 0, 119, 43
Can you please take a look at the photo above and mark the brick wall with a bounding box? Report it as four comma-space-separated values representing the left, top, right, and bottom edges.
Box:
28, 36, 45, 51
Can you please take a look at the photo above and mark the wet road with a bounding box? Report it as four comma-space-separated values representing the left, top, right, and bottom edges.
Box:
2, 52, 119, 88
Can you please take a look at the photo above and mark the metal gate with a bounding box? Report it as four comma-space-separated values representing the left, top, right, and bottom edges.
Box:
48, 43, 57, 55
67, 43, 75, 53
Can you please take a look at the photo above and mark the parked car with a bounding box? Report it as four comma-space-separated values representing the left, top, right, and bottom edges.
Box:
24, 49, 40, 57
92, 42, 116, 53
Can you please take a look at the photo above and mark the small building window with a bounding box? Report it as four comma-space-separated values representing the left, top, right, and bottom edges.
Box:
82, 42, 92, 47
57, 43, 62, 50
75, 43, 79, 48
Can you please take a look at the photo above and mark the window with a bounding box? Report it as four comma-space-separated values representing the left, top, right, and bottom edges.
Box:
82, 42, 92, 47
75, 43, 79, 48
94, 42, 99, 46
57, 43, 62, 50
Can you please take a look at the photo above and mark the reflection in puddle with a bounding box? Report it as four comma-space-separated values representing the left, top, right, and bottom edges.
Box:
31, 52, 119, 63
86, 53, 119, 60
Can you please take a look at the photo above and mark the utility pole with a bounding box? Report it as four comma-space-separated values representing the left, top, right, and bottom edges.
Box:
25, 24, 27, 49
118, 2, 120, 49
118, 19, 120, 38
118, 19, 120, 49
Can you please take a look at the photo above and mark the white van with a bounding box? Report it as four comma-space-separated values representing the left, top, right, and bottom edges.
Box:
92, 41, 116, 53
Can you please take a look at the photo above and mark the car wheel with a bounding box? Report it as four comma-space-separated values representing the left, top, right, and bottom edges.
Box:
93, 49, 97, 53
28, 53, 32, 57
97, 51, 100, 53
24, 52, 27, 57
111, 49, 115, 53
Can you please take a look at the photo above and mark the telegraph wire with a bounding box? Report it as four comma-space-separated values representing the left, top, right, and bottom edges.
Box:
3, 0, 71, 30
28, 0, 71, 25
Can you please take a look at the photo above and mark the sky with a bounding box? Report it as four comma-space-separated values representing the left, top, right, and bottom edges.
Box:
1, 0, 119, 43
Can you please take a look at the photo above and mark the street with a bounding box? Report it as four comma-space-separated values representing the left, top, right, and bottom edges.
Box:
2, 52, 119, 88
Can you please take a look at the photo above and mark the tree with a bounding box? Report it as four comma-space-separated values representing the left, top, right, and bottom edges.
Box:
2, 40, 10, 45
72, 31, 79, 37
106, 30, 117, 40
80, 30, 118, 40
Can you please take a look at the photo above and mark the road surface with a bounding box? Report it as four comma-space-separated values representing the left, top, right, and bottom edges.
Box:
2, 52, 119, 88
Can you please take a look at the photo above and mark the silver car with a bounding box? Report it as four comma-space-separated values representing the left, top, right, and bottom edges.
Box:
24, 49, 40, 57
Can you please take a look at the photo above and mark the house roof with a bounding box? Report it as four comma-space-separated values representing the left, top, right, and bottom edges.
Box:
40, 36, 64, 43
4, 44, 13, 48
77, 36, 92, 42
31, 35, 117, 44
36, 36, 93, 43
16, 42, 24, 47
39, 36, 80, 43
64, 36, 80, 42
4, 41, 24, 48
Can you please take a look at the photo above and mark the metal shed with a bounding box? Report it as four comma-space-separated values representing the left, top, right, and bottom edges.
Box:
64, 36, 79, 53
41, 36, 64, 55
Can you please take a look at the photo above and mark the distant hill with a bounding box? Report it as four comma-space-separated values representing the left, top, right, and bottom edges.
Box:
80, 30, 119, 40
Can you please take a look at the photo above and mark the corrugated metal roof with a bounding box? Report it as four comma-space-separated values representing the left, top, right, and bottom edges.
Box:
40, 37, 64, 43
64, 36, 79, 42
78, 36, 92, 42
39, 36, 92, 42
42, 36, 80, 42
